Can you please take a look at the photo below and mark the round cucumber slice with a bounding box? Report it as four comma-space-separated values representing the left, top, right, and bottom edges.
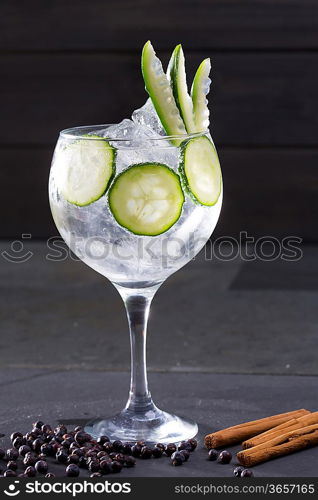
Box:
109, 163, 184, 236
57, 137, 116, 206
180, 136, 222, 206
141, 41, 187, 144
191, 58, 211, 133
167, 44, 196, 133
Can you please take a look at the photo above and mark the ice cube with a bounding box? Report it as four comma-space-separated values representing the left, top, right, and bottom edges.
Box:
99, 119, 160, 148
95, 119, 134, 145
88, 118, 179, 171
132, 99, 165, 135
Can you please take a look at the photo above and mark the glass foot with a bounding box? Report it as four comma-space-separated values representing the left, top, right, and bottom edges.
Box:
85, 405, 198, 444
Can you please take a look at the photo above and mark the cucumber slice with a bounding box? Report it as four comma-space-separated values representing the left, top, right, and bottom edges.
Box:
57, 137, 116, 206
167, 44, 196, 133
141, 41, 187, 144
180, 136, 221, 206
109, 163, 184, 236
191, 58, 211, 132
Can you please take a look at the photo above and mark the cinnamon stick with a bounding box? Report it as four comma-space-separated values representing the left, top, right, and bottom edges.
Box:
237, 424, 318, 467
204, 409, 309, 449
243, 411, 318, 449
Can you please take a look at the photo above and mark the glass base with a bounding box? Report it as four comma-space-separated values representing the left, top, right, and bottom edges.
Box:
85, 405, 198, 444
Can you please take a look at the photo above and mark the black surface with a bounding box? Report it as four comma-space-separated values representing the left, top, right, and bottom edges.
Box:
0, 240, 317, 477
0, 241, 317, 375
0, 370, 317, 477
231, 246, 318, 290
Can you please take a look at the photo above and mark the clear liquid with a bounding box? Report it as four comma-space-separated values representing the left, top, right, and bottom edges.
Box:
49, 136, 222, 287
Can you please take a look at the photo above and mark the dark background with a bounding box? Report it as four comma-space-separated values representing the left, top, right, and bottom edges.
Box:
1, 0, 317, 240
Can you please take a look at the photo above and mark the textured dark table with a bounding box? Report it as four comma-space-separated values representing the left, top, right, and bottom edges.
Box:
0, 241, 317, 477
0, 370, 317, 477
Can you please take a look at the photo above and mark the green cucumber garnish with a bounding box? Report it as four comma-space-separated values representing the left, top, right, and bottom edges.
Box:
109, 163, 184, 236
167, 44, 196, 133
58, 137, 116, 206
141, 41, 187, 144
191, 58, 211, 132
180, 136, 221, 206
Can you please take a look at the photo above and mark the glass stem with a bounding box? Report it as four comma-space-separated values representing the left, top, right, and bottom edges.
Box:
116, 285, 160, 413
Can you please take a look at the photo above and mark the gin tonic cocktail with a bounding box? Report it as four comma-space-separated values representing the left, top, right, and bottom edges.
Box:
49, 42, 222, 443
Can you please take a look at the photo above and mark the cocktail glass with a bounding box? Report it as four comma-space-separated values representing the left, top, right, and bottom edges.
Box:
49, 125, 222, 443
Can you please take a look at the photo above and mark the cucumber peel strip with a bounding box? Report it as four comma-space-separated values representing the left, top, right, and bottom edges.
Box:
191, 58, 211, 132
167, 44, 196, 133
141, 41, 187, 145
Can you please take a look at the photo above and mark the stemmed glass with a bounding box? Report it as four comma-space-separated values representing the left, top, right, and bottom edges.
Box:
49, 125, 222, 443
